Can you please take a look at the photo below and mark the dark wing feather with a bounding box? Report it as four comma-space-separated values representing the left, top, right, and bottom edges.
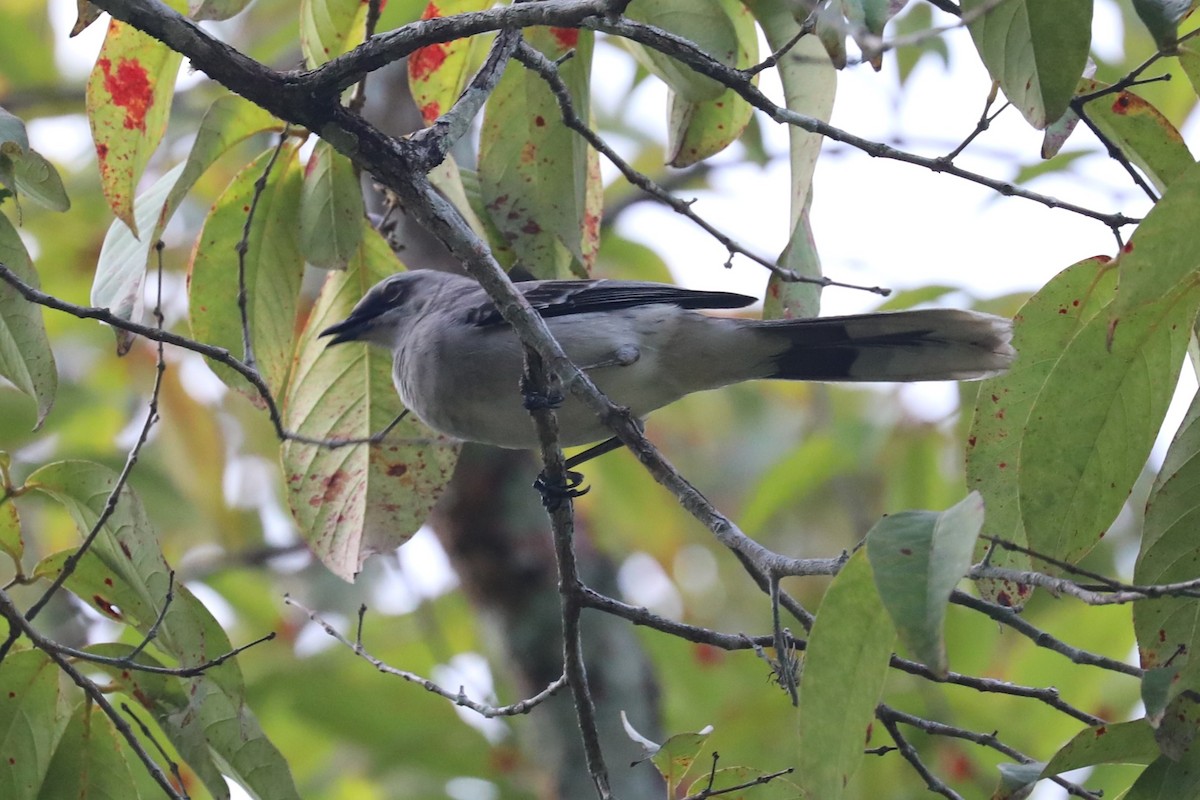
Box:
464, 280, 756, 327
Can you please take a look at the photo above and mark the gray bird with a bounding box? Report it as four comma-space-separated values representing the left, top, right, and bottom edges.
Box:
320, 270, 1014, 450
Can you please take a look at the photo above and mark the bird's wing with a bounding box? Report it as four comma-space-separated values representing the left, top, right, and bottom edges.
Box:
463, 280, 756, 327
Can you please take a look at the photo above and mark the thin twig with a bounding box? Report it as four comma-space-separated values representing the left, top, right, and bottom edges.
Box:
284, 596, 567, 717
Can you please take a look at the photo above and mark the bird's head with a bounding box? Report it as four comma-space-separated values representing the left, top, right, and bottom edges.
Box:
319, 271, 437, 348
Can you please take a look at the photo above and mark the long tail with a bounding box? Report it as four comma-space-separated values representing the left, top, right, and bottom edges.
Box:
754, 309, 1015, 382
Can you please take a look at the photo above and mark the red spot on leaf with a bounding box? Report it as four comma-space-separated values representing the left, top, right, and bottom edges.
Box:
420, 101, 441, 124
96, 142, 108, 159
409, 42, 448, 81
119, 541, 132, 560
97, 56, 155, 131
93, 595, 123, 619
550, 27, 579, 49
996, 591, 1011, 606
1112, 95, 1131, 114
104, 577, 114, 586
998, 461, 1007, 469
387, 463, 408, 477
1095, 726, 1107, 736
1123, 241, 1134, 253
899, 547, 912, 555
534, 115, 546, 127
421, 1, 440, 19
521, 220, 542, 234
692, 643, 724, 666
967, 435, 976, 448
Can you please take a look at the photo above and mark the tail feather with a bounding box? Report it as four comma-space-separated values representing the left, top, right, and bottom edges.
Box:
758, 309, 1015, 382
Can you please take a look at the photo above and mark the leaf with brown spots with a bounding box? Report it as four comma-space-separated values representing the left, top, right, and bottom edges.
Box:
280, 224, 460, 580
478, 27, 597, 278
966, 256, 1115, 601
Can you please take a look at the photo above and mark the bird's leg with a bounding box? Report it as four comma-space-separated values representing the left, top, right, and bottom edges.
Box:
520, 372, 564, 411
532, 435, 629, 509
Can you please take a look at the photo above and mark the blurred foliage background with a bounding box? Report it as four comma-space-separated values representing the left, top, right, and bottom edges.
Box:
1, 0, 1189, 798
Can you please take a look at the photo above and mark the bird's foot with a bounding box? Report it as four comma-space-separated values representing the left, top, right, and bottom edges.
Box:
520, 377, 564, 412
534, 469, 590, 510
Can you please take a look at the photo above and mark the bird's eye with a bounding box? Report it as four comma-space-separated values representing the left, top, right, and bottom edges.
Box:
381, 279, 406, 304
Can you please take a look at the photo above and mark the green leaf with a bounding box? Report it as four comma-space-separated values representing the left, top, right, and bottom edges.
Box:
650, 726, 713, 795
1018, 282, 1200, 564
966, 255, 1116, 602
0, 213, 57, 428
91, 94, 283, 344
993, 761, 1044, 799
1125, 751, 1200, 799
1132, 0, 1195, 51
1115, 161, 1200, 314
1042, 720, 1160, 777
0, 650, 70, 800
0, 106, 30, 154
86, 19, 183, 236
961, 0, 1093, 128
300, 0, 368, 68
189, 142, 304, 398
190, 0, 255, 22
26, 459, 301, 800
4, 148, 69, 213
665, 0, 757, 167
299, 140, 364, 270
1076, 79, 1194, 194
407, 0, 493, 125
37, 702, 138, 800
0, 494, 21, 568
1134, 388, 1200, 699
280, 225, 460, 580
478, 28, 596, 278
866, 492, 984, 677
765, 205, 823, 320
624, 0, 739, 101
797, 548, 895, 800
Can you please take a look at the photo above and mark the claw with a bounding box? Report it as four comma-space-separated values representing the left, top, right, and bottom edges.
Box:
534, 469, 590, 510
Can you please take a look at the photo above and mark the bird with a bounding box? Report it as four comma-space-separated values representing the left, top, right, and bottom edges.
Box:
319, 270, 1014, 450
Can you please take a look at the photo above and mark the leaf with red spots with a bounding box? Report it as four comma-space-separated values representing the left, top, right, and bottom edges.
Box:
1059, 78, 1193, 195
299, 141, 363, 270
91, 94, 284, 348
648, 725, 713, 796
478, 28, 597, 278
407, 0, 493, 126
961, 0, 1092, 128
86, 19, 183, 237
1134, 386, 1200, 705
797, 549, 894, 800
24, 461, 301, 800
665, 0, 757, 168
0, 215, 57, 428
1018, 281, 1200, 565
0, 650, 68, 800
300, 0, 368, 68
37, 701, 137, 800
281, 224, 460, 580
1041, 719, 1158, 778
966, 256, 1115, 601
866, 492, 984, 678
189, 142, 305, 399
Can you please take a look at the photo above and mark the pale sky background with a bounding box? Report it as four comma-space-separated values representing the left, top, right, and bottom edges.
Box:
33, 3, 1190, 799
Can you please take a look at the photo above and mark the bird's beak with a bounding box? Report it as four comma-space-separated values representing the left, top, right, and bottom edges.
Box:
318, 316, 366, 346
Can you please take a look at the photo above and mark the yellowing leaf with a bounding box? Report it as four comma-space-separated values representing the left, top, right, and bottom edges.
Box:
407, 0, 492, 125
86, 19, 183, 236
189, 142, 305, 398
300, 0, 368, 68
299, 140, 364, 270
281, 226, 460, 580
